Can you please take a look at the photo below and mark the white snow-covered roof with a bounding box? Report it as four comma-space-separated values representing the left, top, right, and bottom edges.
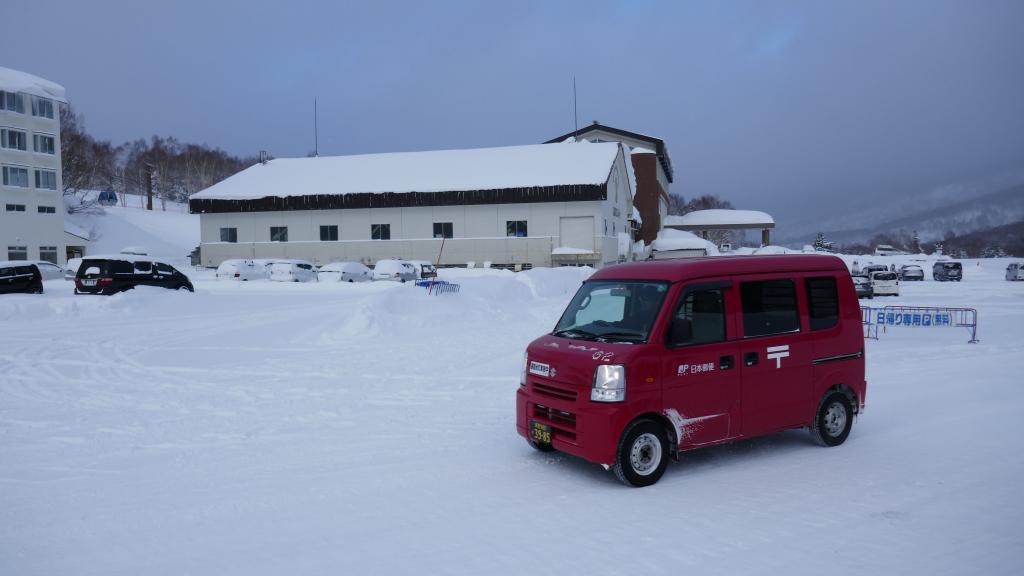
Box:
664, 209, 775, 227
64, 221, 90, 241
651, 229, 719, 254
630, 147, 655, 155
192, 142, 621, 201
81, 253, 174, 265
0, 67, 67, 102
552, 246, 593, 255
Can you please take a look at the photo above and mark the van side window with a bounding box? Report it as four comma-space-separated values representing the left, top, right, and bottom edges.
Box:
805, 277, 839, 331
740, 279, 800, 337
156, 263, 175, 275
669, 288, 726, 346
134, 261, 153, 274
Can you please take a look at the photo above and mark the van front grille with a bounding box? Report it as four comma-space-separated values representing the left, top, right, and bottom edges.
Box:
532, 381, 578, 402
532, 404, 577, 441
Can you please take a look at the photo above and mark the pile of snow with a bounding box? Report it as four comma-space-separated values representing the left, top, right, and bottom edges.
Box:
192, 142, 621, 200
65, 196, 199, 265
651, 228, 719, 255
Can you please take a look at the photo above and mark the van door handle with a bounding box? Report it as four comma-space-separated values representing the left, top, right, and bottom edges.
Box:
744, 352, 759, 367
719, 355, 734, 370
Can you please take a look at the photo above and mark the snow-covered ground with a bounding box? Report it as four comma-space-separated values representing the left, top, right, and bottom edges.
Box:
1, 259, 1022, 575
65, 197, 198, 262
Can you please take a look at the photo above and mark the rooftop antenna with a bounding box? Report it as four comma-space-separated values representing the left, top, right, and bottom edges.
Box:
573, 76, 579, 141
313, 97, 319, 157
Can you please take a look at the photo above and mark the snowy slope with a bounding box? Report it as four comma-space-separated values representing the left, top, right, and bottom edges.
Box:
1, 262, 1022, 575
65, 197, 199, 262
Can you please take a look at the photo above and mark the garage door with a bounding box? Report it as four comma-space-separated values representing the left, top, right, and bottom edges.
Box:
559, 216, 594, 252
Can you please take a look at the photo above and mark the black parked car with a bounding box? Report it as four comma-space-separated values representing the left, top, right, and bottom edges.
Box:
74, 256, 194, 295
852, 275, 874, 299
0, 262, 44, 294
932, 261, 963, 282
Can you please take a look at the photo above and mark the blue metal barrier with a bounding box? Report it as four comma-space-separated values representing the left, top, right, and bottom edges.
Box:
415, 279, 461, 294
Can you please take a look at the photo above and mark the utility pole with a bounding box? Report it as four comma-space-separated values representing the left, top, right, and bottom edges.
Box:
314, 97, 319, 157
145, 163, 154, 211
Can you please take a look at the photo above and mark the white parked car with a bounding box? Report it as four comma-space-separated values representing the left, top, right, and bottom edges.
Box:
899, 264, 925, 281
1007, 262, 1024, 281
870, 271, 900, 296
216, 259, 270, 281
269, 260, 318, 282
318, 261, 372, 283
28, 260, 65, 280
64, 257, 83, 280
373, 259, 417, 282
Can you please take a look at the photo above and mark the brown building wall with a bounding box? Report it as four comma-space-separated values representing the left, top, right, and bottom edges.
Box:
630, 152, 666, 245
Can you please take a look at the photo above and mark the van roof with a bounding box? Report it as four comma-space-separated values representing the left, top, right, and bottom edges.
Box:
590, 255, 848, 283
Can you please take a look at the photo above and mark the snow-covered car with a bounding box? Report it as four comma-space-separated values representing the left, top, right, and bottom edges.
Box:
933, 261, 963, 282
372, 259, 416, 282
861, 264, 888, 277
216, 259, 269, 281
1007, 262, 1024, 281
269, 260, 318, 282
318, 261, 372, 283
870, 271, 900, 296
64, 257, 83, 280
899, 265, 924, 281
852, 275, 874, 299
27, 260, 64, 280
408, 260, 438, 279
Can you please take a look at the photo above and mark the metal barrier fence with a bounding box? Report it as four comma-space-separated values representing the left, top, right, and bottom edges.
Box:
415, 279, 461, 295
861, 305, 978, 343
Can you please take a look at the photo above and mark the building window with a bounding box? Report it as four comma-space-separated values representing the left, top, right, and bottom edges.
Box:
220, 227, 237, 243
1, 128, 27, 151
740, 279, 800, 338
2, 166, 29, 187
33, 134, 55, 154
39, 246, 57, 264
0, 91, 25, 113
320, 225, 339, 241
31, 97, 54, 119
6, 203, 26, 212
37, 205, 56, 214
270, 226, 288, 242
805, 277, 839, 331
7, 246, 27, 260
433, 222, 453, 239
506, 220, 528, 237
34, 169, 57, 190
371, 224, 390, 240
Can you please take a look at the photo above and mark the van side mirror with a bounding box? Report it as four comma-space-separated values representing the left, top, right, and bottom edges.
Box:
669, 319, 692, 345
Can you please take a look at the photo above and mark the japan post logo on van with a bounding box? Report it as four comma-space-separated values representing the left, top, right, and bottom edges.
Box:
767, 345, 790, 368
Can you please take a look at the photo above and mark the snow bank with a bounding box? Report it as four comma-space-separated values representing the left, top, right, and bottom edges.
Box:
651, 228, 719, 254
192, 142, 621, 200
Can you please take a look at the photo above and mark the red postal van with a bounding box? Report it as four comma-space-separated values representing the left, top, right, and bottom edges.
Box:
516, 255, 866, 486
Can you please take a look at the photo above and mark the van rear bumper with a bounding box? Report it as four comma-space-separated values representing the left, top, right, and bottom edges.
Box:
516, 386, 627, 466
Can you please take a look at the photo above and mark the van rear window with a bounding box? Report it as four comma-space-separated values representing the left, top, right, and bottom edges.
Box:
805, 277, 839, 331
740, 279, 800, 337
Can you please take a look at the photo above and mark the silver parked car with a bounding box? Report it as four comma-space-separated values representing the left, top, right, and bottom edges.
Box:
1007, 262, 1024, 281
373, 259, 417, 282
318, 261, 372, 283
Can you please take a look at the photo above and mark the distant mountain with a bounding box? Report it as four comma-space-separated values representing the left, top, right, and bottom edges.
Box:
778, 183, 1024, 246
940, 220, 1024, 257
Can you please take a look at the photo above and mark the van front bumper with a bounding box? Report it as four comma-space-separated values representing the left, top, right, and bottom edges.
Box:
516, 385, 631, 467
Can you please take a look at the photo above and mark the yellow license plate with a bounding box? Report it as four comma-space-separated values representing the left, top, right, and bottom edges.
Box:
531, 421, 552, 445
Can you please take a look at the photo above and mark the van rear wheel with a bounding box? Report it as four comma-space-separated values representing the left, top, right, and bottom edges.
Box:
612, 419, 669, 487
811, 391, 853, 447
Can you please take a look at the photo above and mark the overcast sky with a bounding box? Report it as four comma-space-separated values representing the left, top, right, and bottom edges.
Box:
7, 0, 1023, 227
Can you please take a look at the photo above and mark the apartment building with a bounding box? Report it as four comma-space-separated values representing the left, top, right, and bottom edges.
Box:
1, 67, 67, 265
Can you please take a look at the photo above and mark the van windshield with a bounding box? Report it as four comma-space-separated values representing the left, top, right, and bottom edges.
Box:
943, 263, 962, 270
553, 281, 669, 344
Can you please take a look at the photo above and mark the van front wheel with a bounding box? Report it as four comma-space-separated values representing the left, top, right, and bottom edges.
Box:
811, 391, 853, 447
613, 420, 669, 487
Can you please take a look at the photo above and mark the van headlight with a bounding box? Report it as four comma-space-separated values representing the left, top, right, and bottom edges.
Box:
520, 352, 528, 388
591, 364, 625, 402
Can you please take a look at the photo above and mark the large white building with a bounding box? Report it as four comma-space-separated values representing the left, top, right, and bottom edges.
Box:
190, 141, 637, 269
0, 67, 67, 265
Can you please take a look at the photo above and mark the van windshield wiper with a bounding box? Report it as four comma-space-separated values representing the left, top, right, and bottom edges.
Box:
595, 331, 644, 343
552, 328, 598, 341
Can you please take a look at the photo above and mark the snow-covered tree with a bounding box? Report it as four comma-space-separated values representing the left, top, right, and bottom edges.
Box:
813, 232, 834, 252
